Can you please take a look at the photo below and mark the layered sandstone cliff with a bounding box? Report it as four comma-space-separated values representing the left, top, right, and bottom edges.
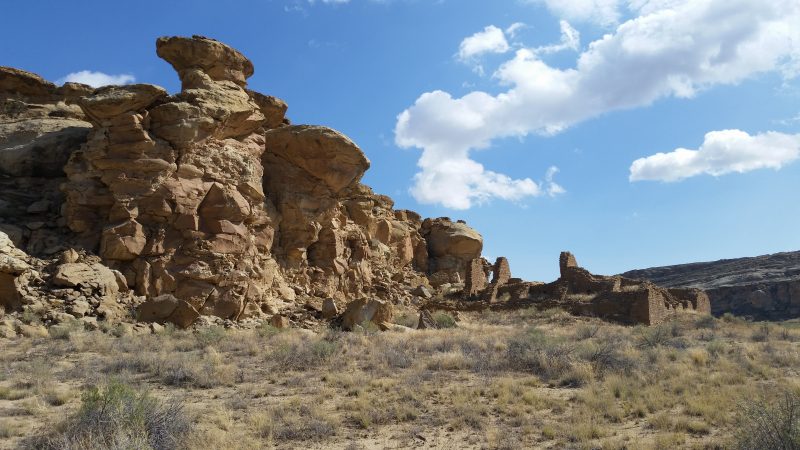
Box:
623, 251, 800, 320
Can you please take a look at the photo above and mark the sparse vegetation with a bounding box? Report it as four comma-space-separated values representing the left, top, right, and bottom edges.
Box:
0, 310, 798, 449
28, 380, 192, 450
734, 389, 800, 450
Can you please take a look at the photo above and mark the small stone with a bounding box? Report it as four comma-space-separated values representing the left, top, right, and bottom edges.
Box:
61, 249, 80, 264
80, 316, 99, 331
68, 299, 91, 318
321, 298, 338, 319
270, 314, 290, 329
412, 285, 433, 299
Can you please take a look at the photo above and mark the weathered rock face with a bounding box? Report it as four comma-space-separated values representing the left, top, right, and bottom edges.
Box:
0, 35, 476, 328
59, 36, 284, 326
420, 217, 482, 286
0, 67, 93, 255
622, 251, 800, 320
0, 67, 92, 178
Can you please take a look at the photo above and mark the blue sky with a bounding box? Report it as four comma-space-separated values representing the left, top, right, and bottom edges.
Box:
2, 0, 799, 280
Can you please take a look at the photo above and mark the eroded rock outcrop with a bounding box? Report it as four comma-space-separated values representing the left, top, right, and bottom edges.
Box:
0, 67, 93, 255
0, 67, 92, 178
421, 217, 482, 286
59, 36, 291, 326
0, 35, 480, 329
2, 35, 703, 333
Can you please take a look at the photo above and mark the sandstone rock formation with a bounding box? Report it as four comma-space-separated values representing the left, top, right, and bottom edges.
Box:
1, 35, 714, 334
420, 218, 482, 286
0, 67, 92, 178
0, 67, 93, 256
623, 251, 800, 320
0, 35, 486, 331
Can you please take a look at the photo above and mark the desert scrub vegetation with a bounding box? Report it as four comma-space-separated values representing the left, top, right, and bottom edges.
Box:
733, 389, 800, 450
27, 379, 192, 450
0, 310, 798, 449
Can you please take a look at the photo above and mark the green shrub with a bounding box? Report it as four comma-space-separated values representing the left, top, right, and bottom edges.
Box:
694, 315, 717, 329
734, 390, 800, 450
29, 379, 192, 450
195, 325, 226, 347
48, 319, 83, 340
432, 312, 457, 329
267, 335, 340, 371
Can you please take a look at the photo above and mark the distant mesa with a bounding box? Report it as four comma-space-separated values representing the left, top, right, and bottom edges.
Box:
623, 251, 800, 321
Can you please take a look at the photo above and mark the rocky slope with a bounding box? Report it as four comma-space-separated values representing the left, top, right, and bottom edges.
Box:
622, 251, 800, 320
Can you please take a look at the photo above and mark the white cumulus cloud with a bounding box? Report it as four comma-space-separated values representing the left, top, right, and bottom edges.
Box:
396, 0, 800, 209
457, 25, 511, 63
629, 130, 800, 182
58, 71, 135, 88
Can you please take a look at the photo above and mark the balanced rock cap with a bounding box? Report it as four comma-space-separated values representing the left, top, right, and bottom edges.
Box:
156, 35, 255, 87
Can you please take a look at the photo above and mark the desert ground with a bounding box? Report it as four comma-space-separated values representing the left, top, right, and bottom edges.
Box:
1, 308, 798, 449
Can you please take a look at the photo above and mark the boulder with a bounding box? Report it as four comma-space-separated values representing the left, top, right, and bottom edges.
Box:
421, 218, 483, 282
270, 314, 290, 329
264, 125, 370, 194
52, 262, 120, 296
321, 298, 339, 319
68, 299, 91, 318
136, 294, 179, 322
340, 298, 394, 331
417, 310, 438, 330
423, 218, 483, 261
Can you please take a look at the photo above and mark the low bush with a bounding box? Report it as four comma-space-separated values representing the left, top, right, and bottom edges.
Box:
432, 312, 457, 329
502, 328, 577, 383
733, 390, 800, 450
29, 379, 192, 450
266, 333, 340, 371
